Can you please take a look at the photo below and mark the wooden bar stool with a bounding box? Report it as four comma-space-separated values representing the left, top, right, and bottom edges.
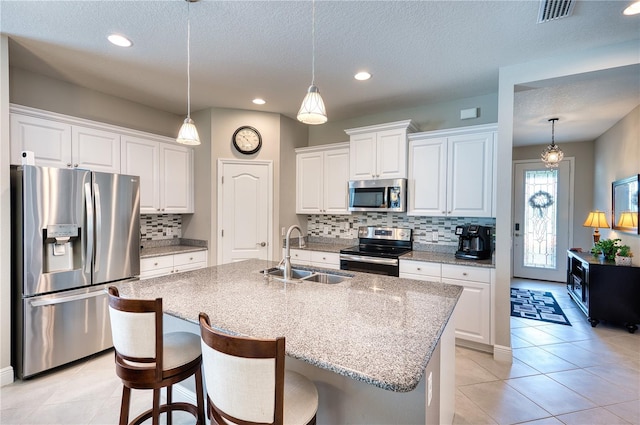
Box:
108, 286, 205, 425
198, 312, 318, 425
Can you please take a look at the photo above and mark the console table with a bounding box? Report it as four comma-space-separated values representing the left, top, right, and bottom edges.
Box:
567, 250, 640, 333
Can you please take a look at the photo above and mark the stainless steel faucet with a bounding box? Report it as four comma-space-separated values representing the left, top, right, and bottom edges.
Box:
283, 225, 303, 280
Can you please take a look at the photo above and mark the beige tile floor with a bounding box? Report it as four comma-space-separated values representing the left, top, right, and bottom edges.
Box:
1, 278, 638, 424
454, 278, 640, 425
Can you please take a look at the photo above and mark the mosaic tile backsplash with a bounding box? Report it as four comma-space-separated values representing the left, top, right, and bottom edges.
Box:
307, 213, 496, 247
140, 214, 182, 241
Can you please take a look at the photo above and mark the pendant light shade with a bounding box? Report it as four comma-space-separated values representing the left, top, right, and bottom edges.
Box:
541, 118, 563, 168
177, 118, 201, 145
177, 0, 200, 145
297, 85, 327, 125
297, 0, 327, 125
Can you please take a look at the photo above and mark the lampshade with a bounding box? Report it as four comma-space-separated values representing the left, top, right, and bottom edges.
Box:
583, 211, 609, 228
176, 118, 200, 145
617, 211, 639, 228
541, 118, 563, 168
176, 0, 200, 146
297, 0, 327, 125
297, 85, 327, 125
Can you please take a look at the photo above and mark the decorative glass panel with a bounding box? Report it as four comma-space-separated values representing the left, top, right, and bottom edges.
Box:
523, 170, 558, 269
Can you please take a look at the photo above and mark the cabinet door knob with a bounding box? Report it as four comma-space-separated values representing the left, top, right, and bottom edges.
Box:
417, 267, 422, 271
463, 272, 468, 276
74, 163, 78, 168
161, 208, 165, 211
67, 163, 72, 167
157, 208, 161, 211
189, 257, 193, 260
154, 262, 158, 266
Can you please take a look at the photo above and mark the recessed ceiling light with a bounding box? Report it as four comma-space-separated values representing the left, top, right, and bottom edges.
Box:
252, 98, 266, 105
354, 71, 372, 81
107, 34, 132, 47
623, 1, 640, 15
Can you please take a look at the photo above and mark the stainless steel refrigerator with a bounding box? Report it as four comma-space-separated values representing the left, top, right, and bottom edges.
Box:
11, 165, 140, 378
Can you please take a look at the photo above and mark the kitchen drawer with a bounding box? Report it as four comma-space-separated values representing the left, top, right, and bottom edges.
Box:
289, 249, 311, 264
310, 251, 340, 269
174, 250, 207, 267
399, 260, 441, 280
441, 264, 491, 283
141, 255, 173, 271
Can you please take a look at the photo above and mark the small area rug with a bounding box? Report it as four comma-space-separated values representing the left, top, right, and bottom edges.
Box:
510, 288, 571, 326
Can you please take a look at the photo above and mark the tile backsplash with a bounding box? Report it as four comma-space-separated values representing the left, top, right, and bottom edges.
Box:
140, 214, 182, 241
307, 213, 495, 247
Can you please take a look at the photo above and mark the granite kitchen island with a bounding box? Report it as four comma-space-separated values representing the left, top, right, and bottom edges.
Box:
115, 259, 462, 424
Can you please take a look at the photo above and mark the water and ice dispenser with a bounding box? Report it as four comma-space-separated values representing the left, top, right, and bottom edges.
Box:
43, 224, 81, 273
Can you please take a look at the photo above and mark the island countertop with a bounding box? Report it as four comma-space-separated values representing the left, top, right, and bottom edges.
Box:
115, 259, 462, 393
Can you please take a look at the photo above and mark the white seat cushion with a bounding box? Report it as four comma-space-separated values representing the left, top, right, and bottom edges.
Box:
283, 370, 318, 425
163, 332, 201, 370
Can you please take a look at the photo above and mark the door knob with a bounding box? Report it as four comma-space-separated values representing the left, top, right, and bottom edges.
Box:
257, 242, 266, 247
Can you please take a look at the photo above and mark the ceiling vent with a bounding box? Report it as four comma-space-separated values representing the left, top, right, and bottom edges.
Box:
538, 0, 576, 23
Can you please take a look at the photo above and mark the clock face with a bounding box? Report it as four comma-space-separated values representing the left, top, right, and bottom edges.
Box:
232, 126, 262, 155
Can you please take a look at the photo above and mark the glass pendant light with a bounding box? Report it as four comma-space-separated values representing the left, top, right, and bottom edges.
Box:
177, 0, 200, 145
297, 0, 327, 125
541, 118, 563, 168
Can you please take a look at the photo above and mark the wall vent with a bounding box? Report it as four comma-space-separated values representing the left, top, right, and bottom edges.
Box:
538, 0, 576, 23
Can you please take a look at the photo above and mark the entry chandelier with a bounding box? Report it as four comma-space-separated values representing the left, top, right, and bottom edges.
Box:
176, 0, 201, 145
297, 0, 327, 125
540, 118, 563, 168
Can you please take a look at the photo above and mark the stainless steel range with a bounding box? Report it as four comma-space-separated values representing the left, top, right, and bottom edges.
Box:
339, 226, 412, 276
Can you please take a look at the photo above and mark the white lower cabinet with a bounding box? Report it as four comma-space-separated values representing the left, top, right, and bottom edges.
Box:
140, 250, 207, 279
310, 251, 340, 270
399, 259, 441, 282
441, 264, 492, 345
400, 260, 493, 346
284, 249, 340, 270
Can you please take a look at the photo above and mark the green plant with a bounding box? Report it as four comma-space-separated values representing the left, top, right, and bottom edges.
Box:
616, 245, 633, 258
591, 238, 622, 261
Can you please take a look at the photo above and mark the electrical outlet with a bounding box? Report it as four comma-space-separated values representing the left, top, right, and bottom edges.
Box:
431, 230, 438, 242
165, 227, 173, 236
427, 371, 433, 406
323, 226, 330, 234
281, 227, 286, 237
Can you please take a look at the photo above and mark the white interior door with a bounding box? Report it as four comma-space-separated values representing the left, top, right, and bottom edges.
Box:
218, 160, 272, 264
513, 159, 573, 282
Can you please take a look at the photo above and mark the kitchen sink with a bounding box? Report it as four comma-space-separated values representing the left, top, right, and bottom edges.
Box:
261, 267, 350, 284
301, 273, 345, 284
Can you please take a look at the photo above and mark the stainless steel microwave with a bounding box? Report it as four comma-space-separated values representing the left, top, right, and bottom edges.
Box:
348, 178, 407, 212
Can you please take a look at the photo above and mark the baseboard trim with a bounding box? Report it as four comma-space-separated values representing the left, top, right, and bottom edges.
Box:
493, 344, 513, 363
1, 366, 14, 387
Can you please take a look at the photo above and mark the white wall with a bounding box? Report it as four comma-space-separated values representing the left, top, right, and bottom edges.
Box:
594, 105, 640, 254
497, 39, 640, 360
308, 93, 498, 146
1, 35, 13, 385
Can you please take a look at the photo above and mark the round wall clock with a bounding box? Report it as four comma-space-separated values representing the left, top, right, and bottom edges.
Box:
232, 126, 262, 155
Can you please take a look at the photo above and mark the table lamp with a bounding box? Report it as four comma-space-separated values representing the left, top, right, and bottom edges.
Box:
583, 210, 609, 244
617, 211, 638, 228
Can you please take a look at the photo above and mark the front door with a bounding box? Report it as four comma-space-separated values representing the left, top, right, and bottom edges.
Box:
513, 159, 573, 282
218, 160, 272, 264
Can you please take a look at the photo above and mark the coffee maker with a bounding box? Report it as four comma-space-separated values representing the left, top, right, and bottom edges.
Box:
455, 225, 492, 260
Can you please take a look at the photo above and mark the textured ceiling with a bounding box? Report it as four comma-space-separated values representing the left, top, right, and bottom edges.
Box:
1, 0, 639, 146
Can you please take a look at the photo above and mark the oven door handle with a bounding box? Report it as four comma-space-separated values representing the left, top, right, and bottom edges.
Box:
340, 254, 398, 266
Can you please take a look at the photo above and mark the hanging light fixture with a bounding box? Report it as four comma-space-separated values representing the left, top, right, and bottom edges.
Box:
541, 117, 563, 168
297, 0, 327, 125
177, 0, 201, 145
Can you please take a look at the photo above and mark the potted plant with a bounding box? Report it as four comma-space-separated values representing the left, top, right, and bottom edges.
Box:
590, 238, 622, 261
615, 245, 633, 266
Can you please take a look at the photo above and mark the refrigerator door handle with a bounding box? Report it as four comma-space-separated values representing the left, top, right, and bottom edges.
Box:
94, 182, 102, 273
84, 182, 94, 274
29, 288, 107, 307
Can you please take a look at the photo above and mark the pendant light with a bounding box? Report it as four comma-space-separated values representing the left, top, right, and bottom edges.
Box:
297, 0, 327, 125
177, 0, 200, 145
541, 117, 563, 168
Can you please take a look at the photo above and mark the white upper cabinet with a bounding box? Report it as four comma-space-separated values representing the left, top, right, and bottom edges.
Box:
11, 112, 121, 173
345, 120, 418, 180
121, 136, 194, 214
296, 143, 350, 215
72, 126, 121, 173
408, 124, 496, 218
